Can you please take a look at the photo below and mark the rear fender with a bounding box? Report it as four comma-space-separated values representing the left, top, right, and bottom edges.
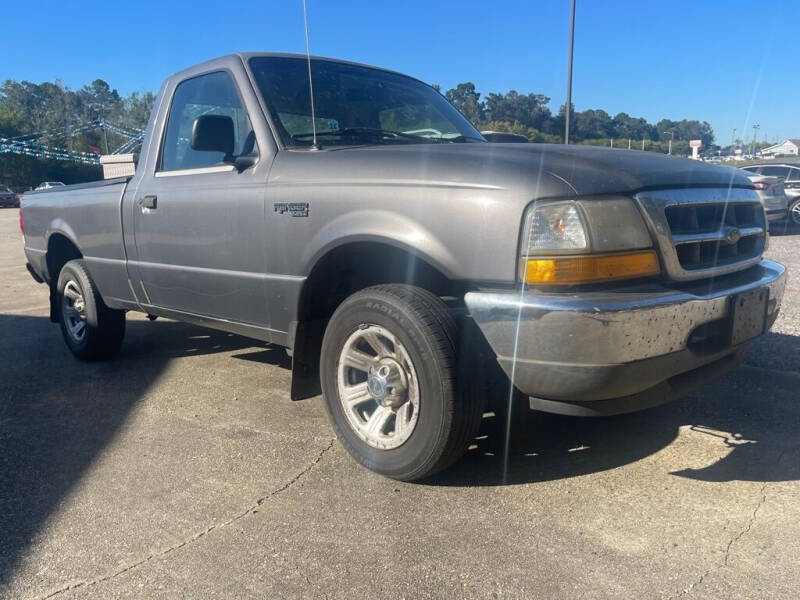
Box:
44, 225, 82, 322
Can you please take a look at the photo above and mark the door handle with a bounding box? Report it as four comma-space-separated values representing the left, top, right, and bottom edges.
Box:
139, 195, 157, 210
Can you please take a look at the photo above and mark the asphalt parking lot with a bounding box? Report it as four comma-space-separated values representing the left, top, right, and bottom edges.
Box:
1, 207, 798, 599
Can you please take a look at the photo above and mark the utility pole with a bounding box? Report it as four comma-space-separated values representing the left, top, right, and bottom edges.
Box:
628, 138, 632, 150
732, 128, 736, 148
663, 130, 675, 155
642, 137, 646, 150
751, 124, 760, 156
564, 0, 576, 144
93, 108, 110, 155
101, 120, 110, 155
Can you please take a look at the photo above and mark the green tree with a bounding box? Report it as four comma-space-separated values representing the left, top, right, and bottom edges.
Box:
611, 112, 655, 141
484, 91, 552, 131
1, 77, 153, 188
445, 82, 483, 125
656, 118, 714, 147
573, 109, 613, 140
122, 91, 155, 130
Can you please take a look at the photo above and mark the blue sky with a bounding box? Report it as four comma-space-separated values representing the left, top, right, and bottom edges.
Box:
3, 0, 797, 145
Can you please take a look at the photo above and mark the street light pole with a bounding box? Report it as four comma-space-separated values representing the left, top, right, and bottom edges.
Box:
564, 0, 576, 144
663, 130, 675, 155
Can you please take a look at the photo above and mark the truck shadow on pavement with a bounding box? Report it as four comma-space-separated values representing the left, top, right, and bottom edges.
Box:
1, 315, 798, 584
431, 330, 800, 487
769, 221, 800, 236
0, 314, 257, 587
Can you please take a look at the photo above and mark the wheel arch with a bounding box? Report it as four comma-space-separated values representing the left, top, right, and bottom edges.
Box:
289, 239, 464, 401
45, 231, 83, 322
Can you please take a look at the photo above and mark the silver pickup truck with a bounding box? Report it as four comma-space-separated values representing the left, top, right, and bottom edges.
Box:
21, 53, 786, 480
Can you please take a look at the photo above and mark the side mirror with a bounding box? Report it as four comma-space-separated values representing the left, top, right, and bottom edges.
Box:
191, 115, 235, 161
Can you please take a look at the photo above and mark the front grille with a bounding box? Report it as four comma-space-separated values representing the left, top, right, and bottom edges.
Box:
665, 202, 766, 271
636, 189, 767, 281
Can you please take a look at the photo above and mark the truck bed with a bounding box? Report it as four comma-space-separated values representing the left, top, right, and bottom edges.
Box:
23, 176, 133, 307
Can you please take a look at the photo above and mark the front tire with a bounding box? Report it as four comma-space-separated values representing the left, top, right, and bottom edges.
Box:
56, 259, 126, 361
320, 285, 482, 481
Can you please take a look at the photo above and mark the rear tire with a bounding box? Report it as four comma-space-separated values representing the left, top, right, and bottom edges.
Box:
56, 259, 126, 361
789, 198, 800, 226
320, 284, 483, 481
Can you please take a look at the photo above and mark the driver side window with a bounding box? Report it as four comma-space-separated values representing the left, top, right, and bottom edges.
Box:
159, 71, 254, 172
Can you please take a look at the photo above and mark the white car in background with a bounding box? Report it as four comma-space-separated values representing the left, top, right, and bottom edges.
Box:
34, 181, 65, 191
742, 164, 800, 225
742, 174, 788, 222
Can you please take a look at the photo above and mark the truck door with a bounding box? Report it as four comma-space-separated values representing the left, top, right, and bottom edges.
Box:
131, 70, 268, 326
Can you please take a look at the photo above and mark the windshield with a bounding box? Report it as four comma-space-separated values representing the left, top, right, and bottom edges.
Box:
248, 56, 485, 147
0, 185, 10, 192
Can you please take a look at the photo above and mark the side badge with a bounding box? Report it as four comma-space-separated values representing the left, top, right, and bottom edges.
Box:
274, 202, 310, 217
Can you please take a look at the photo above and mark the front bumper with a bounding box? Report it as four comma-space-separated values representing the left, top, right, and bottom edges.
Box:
465, 259, 786, 415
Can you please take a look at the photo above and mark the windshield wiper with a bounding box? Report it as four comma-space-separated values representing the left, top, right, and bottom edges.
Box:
292, 127, 443, 144
445, 134, 485, 143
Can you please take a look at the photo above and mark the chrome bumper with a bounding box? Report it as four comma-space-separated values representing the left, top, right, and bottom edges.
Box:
464, 259, 786, 412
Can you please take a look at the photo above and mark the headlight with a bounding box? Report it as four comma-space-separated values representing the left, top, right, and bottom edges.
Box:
519, 197, 660, 285
523, 201, 588, 253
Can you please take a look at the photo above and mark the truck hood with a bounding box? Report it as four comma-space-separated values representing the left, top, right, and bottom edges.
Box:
269, 142, 755, 285
317, 142, 752, 197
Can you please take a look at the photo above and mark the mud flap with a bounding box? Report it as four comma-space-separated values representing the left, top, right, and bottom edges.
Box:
290, 319, 327, 400
49, 282, 59, 322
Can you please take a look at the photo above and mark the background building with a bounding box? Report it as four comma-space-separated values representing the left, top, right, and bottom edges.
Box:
760, 139, 800, 158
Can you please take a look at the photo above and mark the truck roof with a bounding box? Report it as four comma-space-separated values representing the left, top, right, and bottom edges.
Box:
166, 52, 424, 87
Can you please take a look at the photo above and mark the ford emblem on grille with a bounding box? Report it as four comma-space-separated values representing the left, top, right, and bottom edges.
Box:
724, 227, 742, 245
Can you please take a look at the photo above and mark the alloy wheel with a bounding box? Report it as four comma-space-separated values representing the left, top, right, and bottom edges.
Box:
336, 324, 420, 450
791, 201, 800, 226
62, 280, 87, 343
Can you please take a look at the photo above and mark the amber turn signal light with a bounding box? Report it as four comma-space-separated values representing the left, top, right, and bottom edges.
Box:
521, 250, 660, 285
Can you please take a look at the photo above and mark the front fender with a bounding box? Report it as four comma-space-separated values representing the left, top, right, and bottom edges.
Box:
301, 209, 459, 278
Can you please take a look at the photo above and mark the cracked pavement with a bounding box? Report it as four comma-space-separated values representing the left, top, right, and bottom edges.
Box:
1, 208, 799, 599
